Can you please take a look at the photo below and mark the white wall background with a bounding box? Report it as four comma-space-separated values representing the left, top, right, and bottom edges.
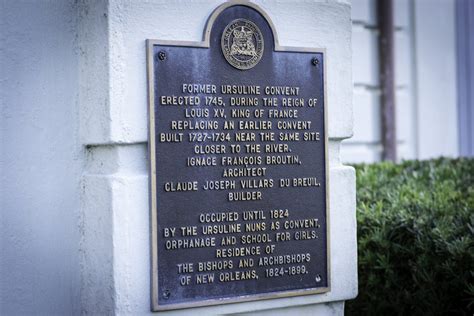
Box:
342, 0, 459, 163
0, 1, 82, 315
79, 0, 356, 314
1, 0, 356, 315
413, 0, 458, 159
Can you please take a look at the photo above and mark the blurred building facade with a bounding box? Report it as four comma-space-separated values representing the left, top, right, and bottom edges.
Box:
342, 0, 473, 163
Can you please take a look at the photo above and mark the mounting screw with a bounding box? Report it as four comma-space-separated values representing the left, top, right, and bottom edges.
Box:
158, 51, 167, 61
311, 57, 319, 66
315, 274, 322, 283
162, 289, 171, 299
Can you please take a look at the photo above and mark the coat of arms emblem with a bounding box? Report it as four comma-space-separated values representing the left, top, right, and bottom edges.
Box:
221, 19, 264, 70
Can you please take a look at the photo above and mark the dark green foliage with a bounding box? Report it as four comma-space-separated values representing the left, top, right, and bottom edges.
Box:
346, 158, 474, 316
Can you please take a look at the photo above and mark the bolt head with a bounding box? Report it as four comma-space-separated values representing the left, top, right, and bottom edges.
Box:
158, 51, 167, 61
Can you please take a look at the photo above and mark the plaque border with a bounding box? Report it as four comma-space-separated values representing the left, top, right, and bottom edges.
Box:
147, 0, 330, 311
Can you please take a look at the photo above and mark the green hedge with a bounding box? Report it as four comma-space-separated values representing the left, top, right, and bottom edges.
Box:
346, 158, 474, 316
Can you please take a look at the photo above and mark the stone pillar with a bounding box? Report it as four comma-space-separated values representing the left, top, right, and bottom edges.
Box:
78, 0, 356, 314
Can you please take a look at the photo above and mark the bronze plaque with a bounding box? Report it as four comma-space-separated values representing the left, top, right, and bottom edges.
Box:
147, 2, 329, 311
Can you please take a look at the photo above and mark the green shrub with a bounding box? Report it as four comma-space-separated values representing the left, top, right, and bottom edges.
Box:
346, 158, 474, 316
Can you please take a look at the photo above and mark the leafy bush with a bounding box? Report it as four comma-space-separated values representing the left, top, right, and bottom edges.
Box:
346, 158, 474, 316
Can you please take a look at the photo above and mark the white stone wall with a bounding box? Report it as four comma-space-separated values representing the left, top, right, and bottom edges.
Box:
80, 0, 356, 314
0, 1, 81, 315
1, 1, 356, 314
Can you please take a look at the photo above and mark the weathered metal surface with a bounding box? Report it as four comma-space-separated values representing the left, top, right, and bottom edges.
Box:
148, 3, 328, 311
